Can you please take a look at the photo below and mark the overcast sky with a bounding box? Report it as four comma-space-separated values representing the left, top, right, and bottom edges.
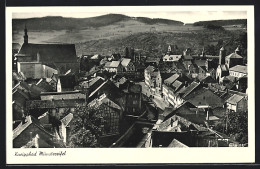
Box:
12, 7, 247, 23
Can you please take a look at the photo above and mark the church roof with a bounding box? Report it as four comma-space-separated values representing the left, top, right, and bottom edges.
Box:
226, 53, 243, 59
16, 43, 77, 63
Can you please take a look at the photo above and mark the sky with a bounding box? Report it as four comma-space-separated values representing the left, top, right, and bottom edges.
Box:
12, 7, 247, 24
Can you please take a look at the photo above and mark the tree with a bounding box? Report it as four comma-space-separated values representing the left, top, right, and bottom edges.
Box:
68, 105, 104, 148
130, 47, 135, 60
226, 111, 248, 144
214, 111, 248, 144
125, 47, 129, 58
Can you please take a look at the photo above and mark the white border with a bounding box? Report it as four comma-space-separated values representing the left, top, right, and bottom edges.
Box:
6, 6, 255, 164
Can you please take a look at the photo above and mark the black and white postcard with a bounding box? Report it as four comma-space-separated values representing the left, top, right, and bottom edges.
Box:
6, 5, 255, 164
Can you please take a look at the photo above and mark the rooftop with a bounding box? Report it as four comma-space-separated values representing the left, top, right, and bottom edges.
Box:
16, 43, 77, 63
226, 94, 244, 104
229, 65, 247, 74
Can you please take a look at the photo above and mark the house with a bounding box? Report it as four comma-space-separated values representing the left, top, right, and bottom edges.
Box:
226, 94, 247, 112
145, 57, 160, 66
35, 78, 54, 92
40, 91, 86, 101
15, 26, 79, 74
124, 84, 142, 116
17, 62, 58, 79
117, 58, 136, 76
13, 116, 59, 148
184, 87, 224, 109
163, 54, 182, 62
216, 64, 229, 84
108, 53, 121, 61
225, 47, 244, 69
110, 122, 154, 148
216, 47, 229, 83
229, 65, 247, 78
88, 94, 122, 137
144, 65, 156, 88
13, 88, 30, 121
57, 74, 76, 92
105, 61, 120, 73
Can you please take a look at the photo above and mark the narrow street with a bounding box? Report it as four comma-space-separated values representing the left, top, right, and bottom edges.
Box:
137, 82, 169, 111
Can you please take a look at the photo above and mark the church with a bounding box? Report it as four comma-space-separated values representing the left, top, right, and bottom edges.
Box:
15, 26, 79, 75
216, 46, 244, 83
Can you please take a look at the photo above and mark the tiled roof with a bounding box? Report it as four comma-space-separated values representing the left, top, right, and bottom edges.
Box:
16, 43, 77, 63
168, 139, 189, 147
171, 80, 183, 91
185, 88, 224, 109
164, 74, 179, 85
226, 53, 243, 59
13, 116, 54, 140
194, 60, 206, 67
104, 61, 111, 67
61, 113, 73, 127
109, 61, 120, 68
229, 65, 247, 74
181, 81, 201, 98
120, 58, 131, 67
183, 55, 193, 60
226, 94, 244, 104
145, 65, 155, 73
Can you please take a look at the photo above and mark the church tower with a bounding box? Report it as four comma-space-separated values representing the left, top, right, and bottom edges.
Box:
219, 46, 226, 65
24, 24, 28, 44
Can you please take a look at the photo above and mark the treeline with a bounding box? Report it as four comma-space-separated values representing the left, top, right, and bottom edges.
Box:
204, 24, 225, 31
194, 19, 247, 27
12, 14, 183, 31
135, 17, 183, 25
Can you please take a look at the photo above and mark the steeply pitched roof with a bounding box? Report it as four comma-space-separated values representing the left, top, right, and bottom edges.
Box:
183, 55, 193, 60
16, 43, 77, 63
181, 82, 201, 98
164, 74, 179, 85
61, 113, 73, 127
171, 80, 183, 91
229, 65, 247, 74
185, 88, 224, 109
194, 60, 206, 67
168, 139, 189, 147
121, 58, 131, 67
226, 53, 243, 59
13, 116, 54, 140
226, 94, 244, 104
145, 65, 155, 73
109, 61, 120, 68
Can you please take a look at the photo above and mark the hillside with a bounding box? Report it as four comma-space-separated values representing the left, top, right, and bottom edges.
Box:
75, 29, 247, 60
194, 19, 247, 27
12, 14, 183, 31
